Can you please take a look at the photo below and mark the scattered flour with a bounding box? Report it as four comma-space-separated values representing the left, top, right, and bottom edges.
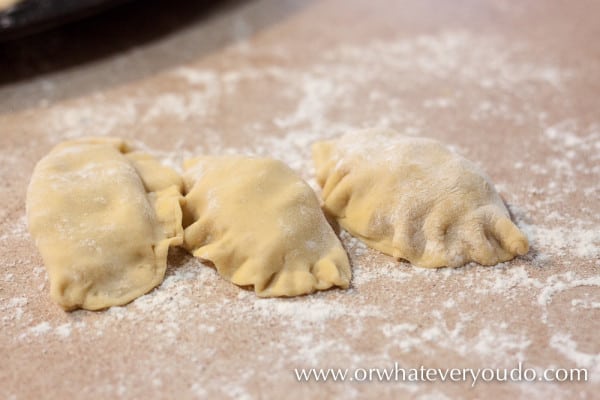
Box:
54, 323, 72, 338
549, 333, 600, 380
571, 298, 600, 309
0, 296, 27, 322
520, 222, 600, 258
538, 273, 600, 308
2, 28, 598, 399
250, 297, 383, 329
29, 321, 51, 336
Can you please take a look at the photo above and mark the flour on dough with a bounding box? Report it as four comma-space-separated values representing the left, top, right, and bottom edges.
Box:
182, 156, 351, 297
26, 137, 184, 310
312, 128, 529, 268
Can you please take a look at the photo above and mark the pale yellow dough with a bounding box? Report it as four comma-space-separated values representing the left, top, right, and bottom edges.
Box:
26, 138, 184, 310
0, 0, 22, 12
312, 128, 529, 268
182, 156, 351, 297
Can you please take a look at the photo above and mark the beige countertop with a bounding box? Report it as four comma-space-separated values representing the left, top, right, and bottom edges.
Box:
1, 0, 598, 398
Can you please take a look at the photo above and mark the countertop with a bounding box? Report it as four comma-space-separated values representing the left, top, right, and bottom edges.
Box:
1, 0, 599, 398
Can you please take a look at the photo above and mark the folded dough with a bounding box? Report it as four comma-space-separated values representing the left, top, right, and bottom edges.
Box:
26, 137, 184, 310
312, 128, 529, 268
182, 156, 351, 297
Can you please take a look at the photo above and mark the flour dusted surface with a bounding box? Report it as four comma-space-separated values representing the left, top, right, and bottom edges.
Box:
1, 0, 599, 398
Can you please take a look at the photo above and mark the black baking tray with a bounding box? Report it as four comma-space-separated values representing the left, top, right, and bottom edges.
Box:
0, 0, 132, 40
